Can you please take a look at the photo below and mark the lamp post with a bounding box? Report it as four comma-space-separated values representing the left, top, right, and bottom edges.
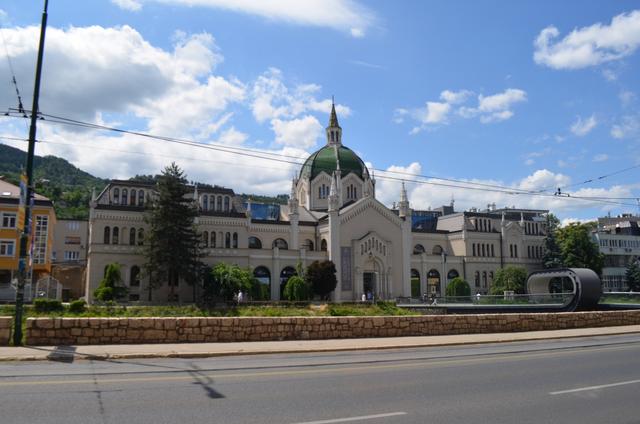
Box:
13, 0, 49, 346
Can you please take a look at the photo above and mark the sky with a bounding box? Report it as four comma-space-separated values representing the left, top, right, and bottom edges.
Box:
0, 0, 639, 224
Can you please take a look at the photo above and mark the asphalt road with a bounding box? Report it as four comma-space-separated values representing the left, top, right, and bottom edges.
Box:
1, 334, 640, 424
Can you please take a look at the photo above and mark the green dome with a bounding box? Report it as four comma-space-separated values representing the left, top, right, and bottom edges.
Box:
300, 145, 369, 180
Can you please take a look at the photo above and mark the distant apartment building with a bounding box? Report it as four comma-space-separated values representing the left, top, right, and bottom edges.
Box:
52, 219, 89, 301
593, 214, 640, 291
0, 178, 56, 301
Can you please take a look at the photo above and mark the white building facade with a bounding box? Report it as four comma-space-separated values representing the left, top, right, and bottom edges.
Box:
85, 106, 547, 303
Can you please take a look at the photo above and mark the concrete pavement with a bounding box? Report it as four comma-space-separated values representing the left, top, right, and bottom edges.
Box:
2, 324, 640, 361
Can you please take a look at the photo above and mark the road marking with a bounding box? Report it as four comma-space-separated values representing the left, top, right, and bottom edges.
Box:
550, 379, 640, 395
290, 412, 407, 424
0, 343, 634, 388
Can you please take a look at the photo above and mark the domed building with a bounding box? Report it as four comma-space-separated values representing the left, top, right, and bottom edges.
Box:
85, 103, 549, 303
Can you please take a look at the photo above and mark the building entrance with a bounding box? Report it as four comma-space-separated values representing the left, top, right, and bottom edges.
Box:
363, 272, 376, 299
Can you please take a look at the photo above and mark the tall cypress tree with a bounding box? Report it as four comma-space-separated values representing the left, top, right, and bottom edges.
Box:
143, 163, 200, 301
542, 213, 563, 269
625, 259, 640, 292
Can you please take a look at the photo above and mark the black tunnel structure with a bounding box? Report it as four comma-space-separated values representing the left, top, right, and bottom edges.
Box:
527, 268, 602, 311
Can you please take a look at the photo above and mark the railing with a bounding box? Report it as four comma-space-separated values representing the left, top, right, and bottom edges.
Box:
600, 292, 640, 305
397, 292, 574, 306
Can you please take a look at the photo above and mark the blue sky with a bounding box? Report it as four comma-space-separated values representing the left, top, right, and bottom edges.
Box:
1, 0, 639, 223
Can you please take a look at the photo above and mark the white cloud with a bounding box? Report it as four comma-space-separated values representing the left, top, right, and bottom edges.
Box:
271, 115, 323, 148
111, 0, 142, 11
112, 0, 376, 37
619, 90, 636, 106
251, 68, 350, 124
524, 158, 535, 166
420, 101, 451, 124
602, 68, 618, 81
593, 154, 609, 162
440, 89, 473, 105
534, 10, 640, 69
217, 127, 248, 146
611, 114, 640, 139
457, 88, 527, 123
570, 114, 597, 136
560, 217, 595, 227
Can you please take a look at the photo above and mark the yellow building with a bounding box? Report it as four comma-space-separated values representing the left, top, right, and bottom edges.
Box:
0, 178, 56, 298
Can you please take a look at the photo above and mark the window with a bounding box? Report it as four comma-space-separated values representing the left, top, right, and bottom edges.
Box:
203, 195, 208, 211
63, 251, 79, 261
129, 228, 136, 246
211, 232, 216, 247
1, 213, 16, 228
217, 196, 222, 211
474, 271, 480, 287
64, 236, 81, 245
130, 266, 140, 287
321, 239, 328, 251
491, 244, 495, 257
112, 227, 119, 245
225, 232, 231, 248
113, 188, 120, 204
232, 232, 238, 248
130, 189, 136, 206
413, 244, 426, 255
481, 244, 485, 257
202, 231, 209, 248
224, 197, 230, 212
137, 190, 144, 206
482, 271, 487, 288
104, 227, 110, 244
303, 239, 314, 251
273, 238, 288, 250
0, 240, 15, 257
248, 236, 262, 249
121, 189, 128, 206
137, 228, 144, 246
472, 244, 476, 256
32, 215, 49, 264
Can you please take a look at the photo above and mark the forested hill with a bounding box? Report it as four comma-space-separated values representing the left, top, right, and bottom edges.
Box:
0, 143, 107, 219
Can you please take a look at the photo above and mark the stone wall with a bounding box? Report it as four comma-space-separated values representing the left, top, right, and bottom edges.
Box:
0, 317, 12, 346
25, 310, 640, 345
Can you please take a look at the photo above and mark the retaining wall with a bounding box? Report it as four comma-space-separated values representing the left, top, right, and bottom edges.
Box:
0, 317, 11, 346
25, 310, 640, 345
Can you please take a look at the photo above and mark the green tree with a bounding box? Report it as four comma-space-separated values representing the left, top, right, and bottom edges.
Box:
489, 266, 528, 295
542, 213, 563, 269
211, 263, 255, 301
556, 223, 604, 275
283, 275, 311, 301
625, 259, 640, 292
94, 263, 127, 302
445, 277, 471, 298
143, 163, 200, 301
306, 260, 337, 300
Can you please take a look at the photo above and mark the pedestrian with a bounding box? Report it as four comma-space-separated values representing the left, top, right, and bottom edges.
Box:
237, 290, 243, 305
476, 292, 481, 303
361, 293, 366, 302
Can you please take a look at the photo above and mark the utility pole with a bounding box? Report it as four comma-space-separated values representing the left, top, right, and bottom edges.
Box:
13, 0, 49, 346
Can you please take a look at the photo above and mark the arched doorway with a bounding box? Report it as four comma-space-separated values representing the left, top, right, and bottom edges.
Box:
411, 269, 421, 297
427, 269, 440, 295
280, 266, 297, 299
253, 266, 271, 300
447, 269, 459, 281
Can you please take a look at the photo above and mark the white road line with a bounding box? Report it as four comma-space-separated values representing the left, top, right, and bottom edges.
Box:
550, 379, 640, 395
290, 411, 408, 424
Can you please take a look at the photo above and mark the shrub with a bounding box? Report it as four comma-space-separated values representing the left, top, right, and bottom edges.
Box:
68, 299, 87, 314
446, 277, 471, 298
306, 260, 337, 300
33, 298, 64, 313
94, 263, 127, 302
283, 276, 311, 301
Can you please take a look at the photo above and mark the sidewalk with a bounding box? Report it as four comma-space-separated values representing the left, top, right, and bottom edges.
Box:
2, 325, 640, 362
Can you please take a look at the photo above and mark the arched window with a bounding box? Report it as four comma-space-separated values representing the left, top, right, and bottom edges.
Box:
411, 269, 421, 297
103, 226, 110, 244
202, 231, 209, 248
137, 190, 144, 206
321, 239, 328, 251
203, 195, 208, 211
432, 245, 443, 255
489, 271, 494, 283
121, 189, 128, 206
224, 197, 230, 212
253, 266, 271, 300
474, 271, 480, 287
130, 190, 136, 206
491, 244, 495, 257
216, 196, 222, 211
225, 232, 231, 248
129, 228, 136, 246
137, 228, 144, 246
413, 244, 425, 255
447, 269, 459, 280
273, 238, 288, 250
303, 239, 314, 251
112, 227, 119, 245
210, 232, 216, 248
232, 232, 238, 248
130, 266, 140, 287
427, 269, 440, 293
248, 236, 262, 249
113, 188, 120, 205
482, 271, 488, 288
481, 244, 485, 257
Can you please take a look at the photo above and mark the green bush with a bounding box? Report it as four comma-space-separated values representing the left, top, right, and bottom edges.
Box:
33, 298, 63, 313
446, 277, 471, 298
283, 276, 311, 301
68, 299, 87, 314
